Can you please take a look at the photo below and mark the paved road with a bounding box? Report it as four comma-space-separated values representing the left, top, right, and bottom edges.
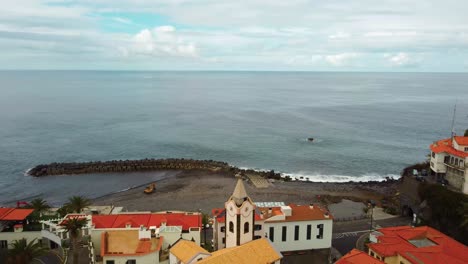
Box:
332, 216, 412, 255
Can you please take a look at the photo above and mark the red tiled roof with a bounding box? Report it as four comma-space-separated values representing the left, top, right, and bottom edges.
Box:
92, 212, 200, 230
453, 136, 468, 146
336, 249, 384, 264
368, 226, 468, 263
430, 138, 468, 158
260, 204, 332, 222
0, 208, 34, 221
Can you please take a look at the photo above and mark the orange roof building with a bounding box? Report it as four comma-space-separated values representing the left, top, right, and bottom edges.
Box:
429, 136, 468, 194
367, 226, 468, 264
336, 249, 384, 264
100, 229, 163, 264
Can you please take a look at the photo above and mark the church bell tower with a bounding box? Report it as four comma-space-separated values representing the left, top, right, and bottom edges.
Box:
224, 176, 256, 248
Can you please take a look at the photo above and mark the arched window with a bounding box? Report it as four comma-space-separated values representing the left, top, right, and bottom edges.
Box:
229, 221, 234, 233
244, 222, 249, 233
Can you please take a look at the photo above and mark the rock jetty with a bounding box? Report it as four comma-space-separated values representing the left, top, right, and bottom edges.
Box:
27, 158, 285, 180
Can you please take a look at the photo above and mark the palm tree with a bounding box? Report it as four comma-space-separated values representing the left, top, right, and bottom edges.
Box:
62, 218, 88, 264
7, 238, 47, 264
65, 196, 91, 213
29, 198, 50, 214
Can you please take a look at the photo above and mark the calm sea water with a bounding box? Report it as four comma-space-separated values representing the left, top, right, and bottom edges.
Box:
1, 71, 467, 205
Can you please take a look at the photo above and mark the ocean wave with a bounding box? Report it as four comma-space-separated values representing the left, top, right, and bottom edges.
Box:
281, 172, 400, 183
238, 166, 399, 182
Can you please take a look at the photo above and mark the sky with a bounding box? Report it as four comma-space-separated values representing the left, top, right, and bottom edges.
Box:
1, 0, 468, 71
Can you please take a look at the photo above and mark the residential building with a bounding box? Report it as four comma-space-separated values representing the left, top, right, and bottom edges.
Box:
430, 136, 468, 193
41, 214, 92, 249
169, 239, 210, 264
212, 178, 333, 253
336, 249, 384, 264
100, 228, 164, 264
170, 238, 282, 264
0, 207, 40, 249
367, 226, 468, 264
91, 211, 201, 260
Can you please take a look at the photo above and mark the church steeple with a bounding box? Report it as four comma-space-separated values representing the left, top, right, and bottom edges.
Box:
229, 178, 251, 207
224, 174, 256, 248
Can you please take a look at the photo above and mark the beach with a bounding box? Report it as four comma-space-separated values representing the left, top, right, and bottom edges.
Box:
92, 170, 399, 213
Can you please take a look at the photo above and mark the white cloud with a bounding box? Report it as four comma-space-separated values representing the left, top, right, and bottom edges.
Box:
386, 52, 420, 67
325, 53, 358, 66
329, 32, 350, 39
129, 26, 198, 57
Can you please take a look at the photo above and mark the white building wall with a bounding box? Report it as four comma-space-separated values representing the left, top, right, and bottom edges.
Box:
0, 231, 42, 249
264, 219, 332, 252
431, 152, 447, 173
103, 251, 159, 264
239, 202, 254, 245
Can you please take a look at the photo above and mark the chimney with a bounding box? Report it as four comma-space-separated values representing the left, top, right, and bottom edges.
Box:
324, 212, 329, 218
125, 222, 131, 228
309, 203, 314, 209
268, 208, 272, 215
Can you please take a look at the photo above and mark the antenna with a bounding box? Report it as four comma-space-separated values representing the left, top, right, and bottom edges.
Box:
450, 103, 457, 139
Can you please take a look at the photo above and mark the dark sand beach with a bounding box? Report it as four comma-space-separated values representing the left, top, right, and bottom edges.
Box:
93, 170, 399, 213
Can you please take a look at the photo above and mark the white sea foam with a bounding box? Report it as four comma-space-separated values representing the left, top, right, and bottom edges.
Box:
238, 166, 399, 182
281, 172, 400, 183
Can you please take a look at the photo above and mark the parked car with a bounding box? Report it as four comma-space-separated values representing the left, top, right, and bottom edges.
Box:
421, 169, 428, 176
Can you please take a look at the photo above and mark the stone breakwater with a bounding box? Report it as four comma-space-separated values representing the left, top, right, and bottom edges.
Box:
27, 159, 231, 177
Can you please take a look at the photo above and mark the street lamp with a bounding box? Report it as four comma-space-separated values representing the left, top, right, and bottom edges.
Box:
204, 224, 210, 249
198, 209, 202, 245
368, 200, 376, 233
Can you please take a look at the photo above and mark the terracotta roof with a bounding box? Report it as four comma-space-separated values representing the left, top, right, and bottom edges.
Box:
197, 238, 282, 264
430, 138, 468, 158
92, 212, 200, 230
260, 204, 333, 222
170, 239, 210, 263
0, 208, 34, 221
336, 249, 384, 264
453, 136, 468, 146
100, 230, 163, 256
368, 226, 468, 263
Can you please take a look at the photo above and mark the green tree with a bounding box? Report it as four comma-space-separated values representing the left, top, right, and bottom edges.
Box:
62, 218, 88, 264
464, 129, 468, 137
65, 196, 91, 213
28, 198, 50, 215
7, 238, 47, 264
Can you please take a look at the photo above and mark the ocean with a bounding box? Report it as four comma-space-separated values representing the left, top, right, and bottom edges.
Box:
1, 71, 467, 206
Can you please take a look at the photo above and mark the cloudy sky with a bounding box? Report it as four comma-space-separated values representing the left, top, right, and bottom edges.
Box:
1, 0, 468, 71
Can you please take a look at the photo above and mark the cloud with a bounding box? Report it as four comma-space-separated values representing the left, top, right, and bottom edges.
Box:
385, 52, 420, 67
325, 53, 358, 66
128, 26, 198, 57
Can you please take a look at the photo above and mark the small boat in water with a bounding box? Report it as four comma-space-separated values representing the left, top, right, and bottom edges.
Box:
307, 137, 314, 142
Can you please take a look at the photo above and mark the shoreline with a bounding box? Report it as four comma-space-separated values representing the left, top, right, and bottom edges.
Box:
92, 169, 399, 214
27, 158, 400, 184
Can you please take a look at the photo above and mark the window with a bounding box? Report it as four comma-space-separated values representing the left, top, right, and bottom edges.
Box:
294, 225, 299, 241
254, 224, 262, 230
244, 222, 249, 233
126, 260, 136, 264
269, 227, 274, 242
229, 221, 234, 233
432, 152, 435, 158
282, 226, 287, 241
306, 225, 311, 240
0, 240, 7, 249
220, 226, 226, 233
222, 237, 225, 244
370, 251, 375, 257
254, 235, 261, 240
106, 261, 115, 264
316, 224, 324, 239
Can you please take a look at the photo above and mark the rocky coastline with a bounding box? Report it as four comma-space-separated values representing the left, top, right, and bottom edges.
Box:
27, 158, 399, 187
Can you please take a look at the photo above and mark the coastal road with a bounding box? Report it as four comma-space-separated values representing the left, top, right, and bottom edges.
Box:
332, 216, 412, 255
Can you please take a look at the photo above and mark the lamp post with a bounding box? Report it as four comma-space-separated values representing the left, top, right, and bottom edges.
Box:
198, 209, 202, 245
368, 200, 376, 233
204, 224, 210, 249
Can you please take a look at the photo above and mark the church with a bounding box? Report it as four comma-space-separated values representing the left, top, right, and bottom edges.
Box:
212, 176, 333, 254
